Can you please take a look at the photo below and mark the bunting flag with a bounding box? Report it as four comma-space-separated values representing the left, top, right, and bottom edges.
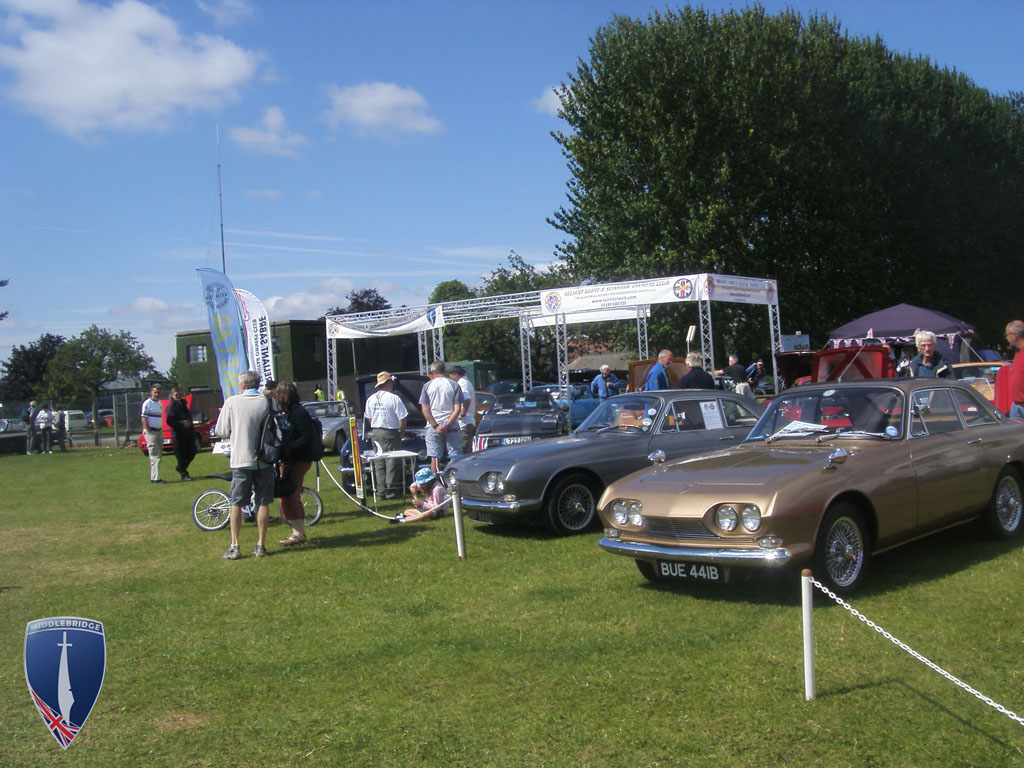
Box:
235, 288, 276, 390
197, 269, 250, 398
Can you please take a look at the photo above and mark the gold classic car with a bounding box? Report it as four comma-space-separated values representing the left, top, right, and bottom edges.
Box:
598, 379, 1024, 593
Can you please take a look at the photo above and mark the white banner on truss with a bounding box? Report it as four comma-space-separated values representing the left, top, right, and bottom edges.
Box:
529, 307, 646, 328
539, 275, 700, 315
697, 274, 778, 306
326, 305, 445, 339
539, 273, 778, 314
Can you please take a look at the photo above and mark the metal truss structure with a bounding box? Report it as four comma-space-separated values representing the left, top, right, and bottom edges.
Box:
325, 277, 782, 397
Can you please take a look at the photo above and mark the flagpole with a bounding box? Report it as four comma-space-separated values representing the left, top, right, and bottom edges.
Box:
216, 125, 227, 275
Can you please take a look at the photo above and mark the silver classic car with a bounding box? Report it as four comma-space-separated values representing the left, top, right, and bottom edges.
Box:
445, 390, 763, 535
598, 379, 1024, 593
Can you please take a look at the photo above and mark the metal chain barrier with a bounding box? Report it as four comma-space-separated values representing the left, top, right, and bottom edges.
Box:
809, 576, 1024, 728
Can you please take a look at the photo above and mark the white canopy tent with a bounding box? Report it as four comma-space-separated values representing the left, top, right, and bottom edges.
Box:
324, 272, 782, 397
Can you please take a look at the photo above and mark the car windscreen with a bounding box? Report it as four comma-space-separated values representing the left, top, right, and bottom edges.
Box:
577, 396, 662, 432
491, 393, 559, 413
747, 386, 905, 441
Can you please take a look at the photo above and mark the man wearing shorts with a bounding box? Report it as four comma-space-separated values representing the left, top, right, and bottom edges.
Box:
419, 360, 465, 472
214, 370, 275, 559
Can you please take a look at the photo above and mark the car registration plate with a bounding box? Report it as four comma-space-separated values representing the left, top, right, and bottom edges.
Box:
656, 561, 721, 582
502, 436, 532, 445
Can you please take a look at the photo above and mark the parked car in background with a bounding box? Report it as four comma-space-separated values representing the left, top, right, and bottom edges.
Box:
598, 379, 1024, 593
0, 418, 28, 433
64, 410, 88, 431
138, 421, 213, 454
530, 383, 601, 429
490, 380, 524, 395
301, 400, 350, 454
447, 390, 763, 535
472, 391, 567, 453
952, 361, 1007, 403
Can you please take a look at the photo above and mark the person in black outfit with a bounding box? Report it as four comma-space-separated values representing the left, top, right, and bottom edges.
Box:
678, 352, 716, 389
166, 387, 197, 480
717, 354, 748, 388
274, 381, 320, 546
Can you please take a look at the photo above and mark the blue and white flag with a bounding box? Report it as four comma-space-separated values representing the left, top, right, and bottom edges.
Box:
197, 269, 250, 398
235, 288, 275, 390
25, 617, 106, 750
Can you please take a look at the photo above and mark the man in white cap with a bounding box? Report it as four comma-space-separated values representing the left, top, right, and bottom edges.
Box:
364, 371, 408, 498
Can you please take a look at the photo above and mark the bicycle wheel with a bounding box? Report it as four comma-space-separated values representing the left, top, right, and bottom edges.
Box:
300, 487, 323, 526
192, 489, 231, 531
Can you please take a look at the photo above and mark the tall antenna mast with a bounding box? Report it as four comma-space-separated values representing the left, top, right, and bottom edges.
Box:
216, 125, 227, 274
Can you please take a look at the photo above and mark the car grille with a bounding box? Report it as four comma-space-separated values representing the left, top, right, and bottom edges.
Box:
642, 518, 720, 541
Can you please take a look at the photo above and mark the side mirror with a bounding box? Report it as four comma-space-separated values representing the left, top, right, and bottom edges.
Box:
647, 450, 666, 464
825, 447, 849, 469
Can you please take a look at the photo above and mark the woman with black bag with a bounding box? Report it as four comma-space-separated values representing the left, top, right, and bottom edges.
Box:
274, 381, 319, 546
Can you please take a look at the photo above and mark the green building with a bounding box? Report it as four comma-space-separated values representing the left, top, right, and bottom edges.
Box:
175, 320, 416, 408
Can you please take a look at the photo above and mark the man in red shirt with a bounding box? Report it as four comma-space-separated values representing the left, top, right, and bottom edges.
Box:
1007, 321, 1024, 419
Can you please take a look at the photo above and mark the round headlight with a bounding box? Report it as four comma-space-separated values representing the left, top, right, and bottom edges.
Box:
628, 501, 643, 527
482, 472, 504, 493
612, 500, 629, 525
741, 505, 761, 532
715, 504, 738, 532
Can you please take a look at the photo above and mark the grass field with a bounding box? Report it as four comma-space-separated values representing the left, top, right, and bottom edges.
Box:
2, 446, 1024, 766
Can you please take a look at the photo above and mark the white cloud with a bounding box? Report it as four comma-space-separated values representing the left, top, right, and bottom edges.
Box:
196, 0, 254, 26
109, 296, 196, 317
0, 0, 262, 136
263, 278, 356, 318
245, 189, 281, 199
532, 85, 560, 116
229, 106, 306, 156
324, 81, 442, 137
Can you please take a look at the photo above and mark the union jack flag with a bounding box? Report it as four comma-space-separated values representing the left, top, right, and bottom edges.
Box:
29, 688, 80, 750
472, 435, 489, 452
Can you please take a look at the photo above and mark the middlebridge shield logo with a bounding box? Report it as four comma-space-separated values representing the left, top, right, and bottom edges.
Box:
24, 617, 106, 750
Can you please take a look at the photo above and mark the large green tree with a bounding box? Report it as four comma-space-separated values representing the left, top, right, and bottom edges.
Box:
551, 6, 1024, 357
0, 333, 65, 400
43, 325, 156, 421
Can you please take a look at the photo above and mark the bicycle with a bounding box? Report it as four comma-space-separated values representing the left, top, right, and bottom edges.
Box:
191, 473, 323, 531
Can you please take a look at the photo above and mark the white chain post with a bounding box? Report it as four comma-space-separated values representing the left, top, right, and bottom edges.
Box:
452, 486, 466, 560
802, 569, 815, 701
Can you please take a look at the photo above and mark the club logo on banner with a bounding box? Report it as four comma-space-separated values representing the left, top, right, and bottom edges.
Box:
24, 617, 106, 750
672, 278, 693, 299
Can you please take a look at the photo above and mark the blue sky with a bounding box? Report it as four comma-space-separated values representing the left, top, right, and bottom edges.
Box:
1, 0, 1022, 373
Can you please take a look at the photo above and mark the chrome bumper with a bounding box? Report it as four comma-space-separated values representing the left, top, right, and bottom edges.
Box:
458, 496, 541, 514
598, 537, 793, 564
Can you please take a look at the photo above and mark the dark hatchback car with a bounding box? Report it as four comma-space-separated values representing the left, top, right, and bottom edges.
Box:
472, 391, 567, 452
446, 390, 764, 535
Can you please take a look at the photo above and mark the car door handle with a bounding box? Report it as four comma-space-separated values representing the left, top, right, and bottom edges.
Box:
719, 435, 736, 441
967, 438, 983, 445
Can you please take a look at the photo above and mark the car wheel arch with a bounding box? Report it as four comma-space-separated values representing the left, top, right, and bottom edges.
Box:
817, 490, 877, 551
540, 466, 605, 509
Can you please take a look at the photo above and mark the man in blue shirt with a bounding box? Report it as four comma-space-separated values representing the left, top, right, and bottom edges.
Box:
644, 349, 674, 390
591, 365, 620, 399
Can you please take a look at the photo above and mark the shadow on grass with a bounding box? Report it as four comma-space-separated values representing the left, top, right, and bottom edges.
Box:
299, 523, 425, 551
467, 521, 558, 541
816, 677, 1020, 753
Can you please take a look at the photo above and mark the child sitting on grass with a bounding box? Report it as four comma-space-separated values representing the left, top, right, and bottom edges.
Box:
393, 467, 450, 523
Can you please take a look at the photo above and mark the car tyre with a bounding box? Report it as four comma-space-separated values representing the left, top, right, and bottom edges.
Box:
542, 473, 600, 535
812, 502, 869, 595
984, 466, 1023, 539
635, 559, 659, 582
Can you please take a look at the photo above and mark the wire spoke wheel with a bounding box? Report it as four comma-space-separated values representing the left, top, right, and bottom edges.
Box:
192, 490, 231, 531
986, 467, 1023, 539
813, 503, 869, 594
823, 517, 865, 587
543, 474, 599, 535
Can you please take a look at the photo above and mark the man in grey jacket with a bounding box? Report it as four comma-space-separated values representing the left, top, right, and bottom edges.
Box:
214, 371, 275, 559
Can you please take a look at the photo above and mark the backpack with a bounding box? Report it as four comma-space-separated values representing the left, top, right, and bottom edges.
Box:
256, 404, 282, 465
